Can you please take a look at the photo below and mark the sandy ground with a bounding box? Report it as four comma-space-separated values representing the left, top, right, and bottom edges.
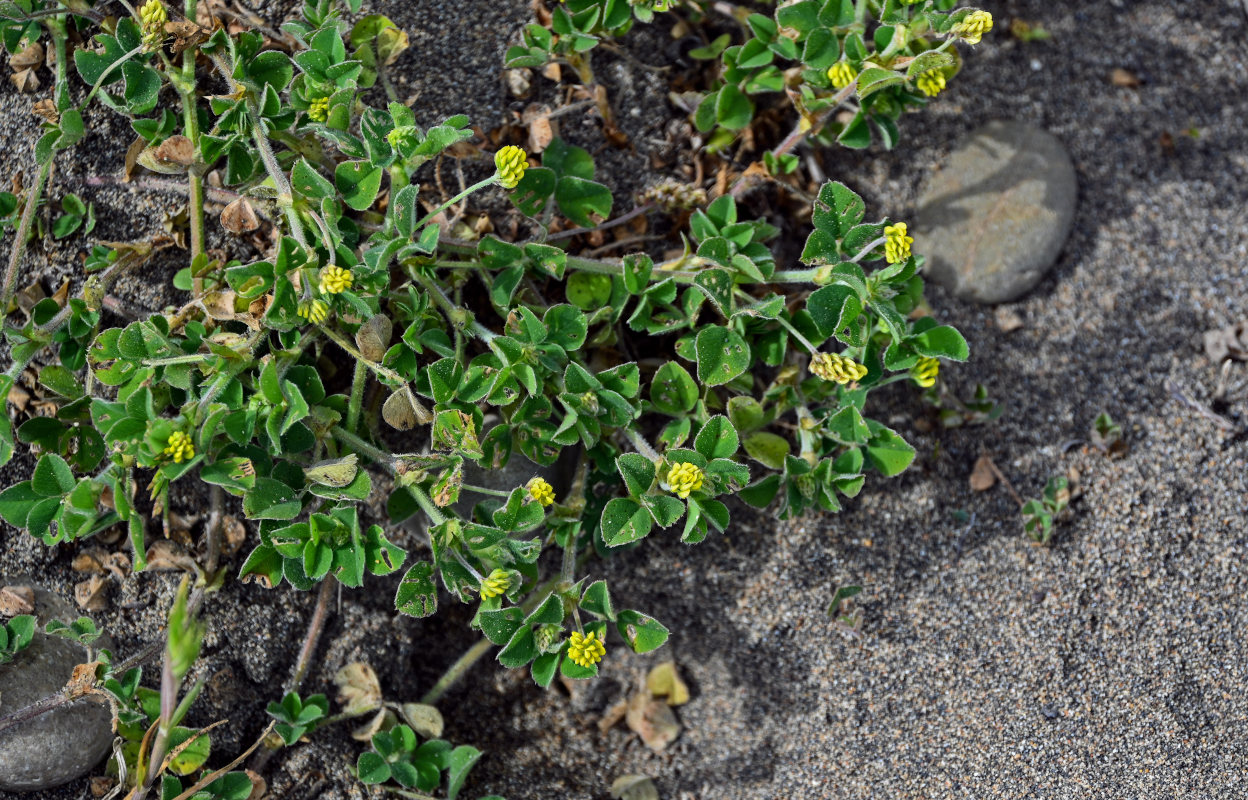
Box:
4, 0, 1248, 798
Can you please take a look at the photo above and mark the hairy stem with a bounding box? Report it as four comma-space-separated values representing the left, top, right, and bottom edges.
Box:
1, 159, 52, 316
248, 99, 309, 248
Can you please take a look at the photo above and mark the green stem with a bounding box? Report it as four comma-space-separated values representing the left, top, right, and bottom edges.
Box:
330, 427, 445, 526
346, 360, 367, 434
420, 638, 492, 706
626, 428, 662, 463
318, 324, 410, 386
248, 99, 309, 248
0, 158, 52, 316
774, 313, 819, 355
179, 0, 205, 281
460, 483, 511, 498
412, 176, 498, 233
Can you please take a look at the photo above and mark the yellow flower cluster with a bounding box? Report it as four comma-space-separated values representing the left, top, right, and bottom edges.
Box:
954, 10, 993, 44
884, 222, 913, 264
911, 356, 940, 388
827, 61, 858, 90
810, 352, 868, 385
666, 462, 704, 500
494, 145, 528, 189
163, 430, 195, 463
296, 299, 329, 324
567, 630, 606, 669
318, 265, 353, 295
307, 97, 330, 123
138, 0, 167, 51
480, 568, 510, 599
916, 69, 946, 97
526, 477, 556, 507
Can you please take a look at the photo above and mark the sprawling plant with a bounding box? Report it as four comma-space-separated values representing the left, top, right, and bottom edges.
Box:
0, 0, 987, 794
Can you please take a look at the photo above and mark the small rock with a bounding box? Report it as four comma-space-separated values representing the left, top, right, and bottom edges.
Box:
916, 121, 1077, 304
0, 580, 114, 791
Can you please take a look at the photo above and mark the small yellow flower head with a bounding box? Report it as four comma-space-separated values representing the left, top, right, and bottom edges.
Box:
954, 10, 993, 44
318, 265, 353, 295
810, 352, 868, 385
911, 356, 940, 388
307, 97, 330, 123
827, 61, 858, 90
296, 298, 329, 325
916, 69, 947, 97
526, 477, 556, 507
163, 430, 195, 463
479, 568, 510, 599
494, 145, 528, 189
666, 461, 705, 500
567, 630, 606, 669
884, 222, 914, 264
139, 0, 167, 50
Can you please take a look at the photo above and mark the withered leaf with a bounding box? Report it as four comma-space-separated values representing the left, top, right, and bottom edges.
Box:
0, 584, 35, 615
398, 702, 444, 739
645, 661, 690, 706
334, 661, 383, 716
969, 455, 997, 492
10, 41, 44, 70
610, 775, 659, 800
355, 314, 393, 362
220, 197, 260, 234
74, 575, 109, 611
625, 691, 681, 752
9, 67, 37, 93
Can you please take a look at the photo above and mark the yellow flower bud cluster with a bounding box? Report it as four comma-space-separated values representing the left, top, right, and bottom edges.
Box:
567, 630, 606, 668
809, 352, 868, 385
639, 179, 707, 212
666, 461, 704, 500
954, 10, 993, 45
163, 430, 195, 463
308, 97, 330, 123
296, 299, 329, 325
916, 69, 946, 97
884, 222, 913, 264
138, 0, 167, 51
494, 146, 528, 189
827, 61, 858, 90
479, 568, 510, 599
318, 265, 353, 295
526, 477, 556, 507
911, 356, 940, 388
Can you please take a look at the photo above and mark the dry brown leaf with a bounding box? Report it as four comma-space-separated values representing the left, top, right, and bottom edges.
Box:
994, 306, 1024, 333
243, 770, 266, 800
334, 662, 384, 716
221, 515, 247, 556
503, 68, 532, 99
72, 549, 108, 573
155, 135, 196, 165
1204, 322, 1248, 363
221, 197, 260, 234
398, 702, 444, 739
7, 382, 31, 412
645, 661, 690, 706
74, 575, 109, 611
599, 698, 628, 734
355, 314, 392, 362
32, 98, 58, 124
89, 776, 117, 798
969, 455, 997, 492
10, 68, 38, 93
383, 388, 430, 429
625, 691, 681, 752
350, 708, 393, 742
15, 280, 46, 317
202, 289, 239, 321
10, 41, 44, 70
1111, 68, 1140, 88
610, 775, 659, 800
165, 19, 211, 54
541, 61, 561, 82
50, 278, 70, 307
0, 584, 35, 615
145, 539, 199, 573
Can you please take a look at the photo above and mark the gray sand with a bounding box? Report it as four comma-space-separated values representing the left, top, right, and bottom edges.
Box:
4, 1, 1248, 798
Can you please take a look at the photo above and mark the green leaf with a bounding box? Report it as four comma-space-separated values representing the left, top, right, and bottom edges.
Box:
641, 494, 685, 528
478, 608, 525, 646
566, 272, 612, 310
906, 49, 955, 79
531, 652, 560, 687
616, 453, 656, 497
446, 745, 483, 800
742, 432, 789, 469
290, 158, 334, 200
555, 175, 613, 228
856, 67, 904, 99
600, 497, 653, 547
910, 325, 969, 361
865, 422, 915, 477
806, 283, 863, 339
694, 326, 751, 386
694, 415, 739, 459
543, 304, 587, 350
716, 84, 754, 131
649, 361, 698, 415
616, 610, 669, 654
249, 50, 294, 91
242, 478, 302, 520
356, 752, 391, 784
811, 182, 865, 237
395, 561, 437, 617
334, 161, 383, 211
391, 184, 420, 238
580, 580, 615, 620
32, 454, 75, 497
